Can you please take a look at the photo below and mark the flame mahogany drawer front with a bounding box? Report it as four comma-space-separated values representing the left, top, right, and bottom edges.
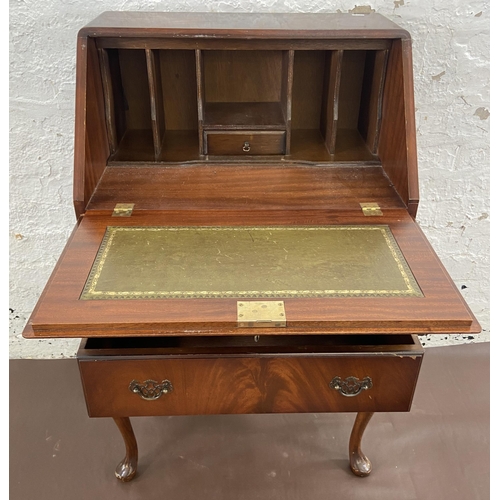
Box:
78, 335, 423, 418
205, 131, 286, 155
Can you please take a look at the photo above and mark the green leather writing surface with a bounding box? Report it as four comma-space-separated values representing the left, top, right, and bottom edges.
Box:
81, 226, 423, 299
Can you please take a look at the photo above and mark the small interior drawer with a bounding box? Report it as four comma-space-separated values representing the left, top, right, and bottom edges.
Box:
205, 130, 286, 155
78, 335, 423, 417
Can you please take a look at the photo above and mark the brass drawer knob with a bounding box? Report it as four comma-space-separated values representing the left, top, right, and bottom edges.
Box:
242, 141, 251, 152
129, 379, 173, 400
329, 376, 372, 397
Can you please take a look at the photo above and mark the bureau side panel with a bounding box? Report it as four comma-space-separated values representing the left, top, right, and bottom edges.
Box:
74, 35, 110, 217
378, 38, 419, 217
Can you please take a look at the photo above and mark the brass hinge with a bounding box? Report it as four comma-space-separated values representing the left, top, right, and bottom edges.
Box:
237, 301, 286, 328
112, 203, 135, 217
360, 202, 383, 216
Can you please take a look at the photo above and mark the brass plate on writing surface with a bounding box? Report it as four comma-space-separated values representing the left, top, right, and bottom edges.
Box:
237, 301, 286, 328
80, 226, 423, 300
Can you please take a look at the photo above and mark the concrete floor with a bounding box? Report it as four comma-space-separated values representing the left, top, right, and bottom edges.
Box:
10, 342, 489, 500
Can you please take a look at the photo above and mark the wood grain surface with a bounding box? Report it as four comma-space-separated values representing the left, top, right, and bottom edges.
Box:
23, 209, 479, 338
205, 131, 286, 155
49, 13, 479, 341
80, 12, 409, 39
378, 39, 419, 216
86, 165, 404, 211
78, 335, 423, 417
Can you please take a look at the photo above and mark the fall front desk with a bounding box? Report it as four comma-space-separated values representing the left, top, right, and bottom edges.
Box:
23, 12, 480, 481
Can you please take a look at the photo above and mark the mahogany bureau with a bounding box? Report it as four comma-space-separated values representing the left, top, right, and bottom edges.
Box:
23, 12, 481, 482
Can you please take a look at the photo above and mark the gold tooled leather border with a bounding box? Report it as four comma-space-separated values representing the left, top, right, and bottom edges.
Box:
80, 225, 423, 300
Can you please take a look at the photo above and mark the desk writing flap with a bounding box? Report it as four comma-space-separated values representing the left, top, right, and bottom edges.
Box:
24, 211, 479, 338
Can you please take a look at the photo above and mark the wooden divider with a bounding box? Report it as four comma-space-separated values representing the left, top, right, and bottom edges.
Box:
145, 49, 165, 161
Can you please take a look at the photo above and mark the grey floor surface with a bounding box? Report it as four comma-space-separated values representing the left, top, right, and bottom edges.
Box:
10, 342, 489, 500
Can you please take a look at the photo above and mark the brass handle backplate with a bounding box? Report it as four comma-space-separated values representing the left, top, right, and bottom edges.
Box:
129, 379, 173, 400
242, 141, 251, 152
329, 376, 372, 397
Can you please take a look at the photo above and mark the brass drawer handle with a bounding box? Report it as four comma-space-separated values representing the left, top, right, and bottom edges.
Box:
242, 141, 251, 152
329, 376, 372, 397
129, 379, 173, 401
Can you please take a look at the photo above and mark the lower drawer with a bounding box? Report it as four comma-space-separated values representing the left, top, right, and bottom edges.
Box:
205, 130, 286, 155
78, 335, 423, 417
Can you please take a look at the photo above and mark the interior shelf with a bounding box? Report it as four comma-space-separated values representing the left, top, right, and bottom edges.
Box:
203, 102, 286, 129
87, 164, 405, 212
289, 129, 376, 163
111, 130, 200, 163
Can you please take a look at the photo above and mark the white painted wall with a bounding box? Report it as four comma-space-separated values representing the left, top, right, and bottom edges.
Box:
9, 0, 489, 358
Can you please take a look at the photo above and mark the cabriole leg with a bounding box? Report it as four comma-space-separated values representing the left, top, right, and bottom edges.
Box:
113, 417, 138, 482
349, 411, 374, 477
